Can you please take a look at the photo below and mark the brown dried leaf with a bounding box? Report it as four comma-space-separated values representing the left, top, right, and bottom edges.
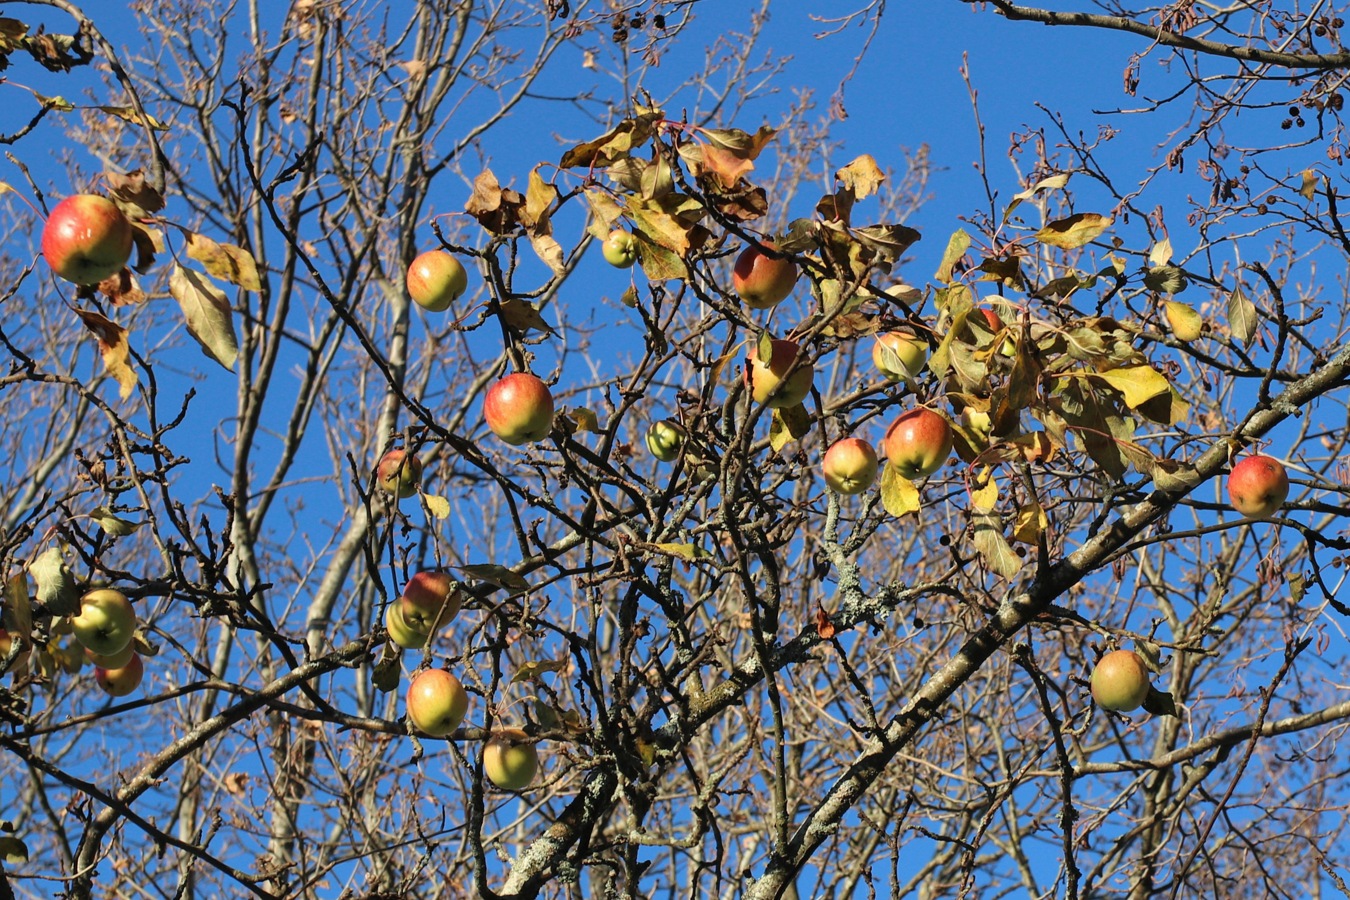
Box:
836, 154, 885, 199
814, 604, 836, 639
73, 308, 137, 400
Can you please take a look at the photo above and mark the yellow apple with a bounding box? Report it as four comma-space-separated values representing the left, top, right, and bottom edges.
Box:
483, 727, 539, 790
406, 668, 469, 737
1090, 650, 1151, 712
70, 588, 137, 658
744, 339, 813, 408
822, 437, 879, 494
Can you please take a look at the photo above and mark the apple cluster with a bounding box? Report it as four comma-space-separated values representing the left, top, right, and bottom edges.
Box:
69, 588, 146, 697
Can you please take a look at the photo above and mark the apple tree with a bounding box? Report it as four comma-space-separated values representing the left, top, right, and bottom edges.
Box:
2, 2, 1350, 899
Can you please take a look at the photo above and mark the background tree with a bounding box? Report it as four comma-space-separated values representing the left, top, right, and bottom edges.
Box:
1, 2, 1349, 899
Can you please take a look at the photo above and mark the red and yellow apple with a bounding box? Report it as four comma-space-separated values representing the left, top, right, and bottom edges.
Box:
733, 243, 798, 309
484, 372, 555, 445
376, 449, 423, 499
483, 727, 539, 790
1090, 649, 1151, 712
95, 653, 144, 698
883, 408, 953, 479
41, 194, 134, 285
601, 229, 639, 268
406, 668, 469, 737
745, 339, 813, 408
399, 570, 462, 634
1227, 454, 1289, 519
85, 641, 136, 670
822, 437, 879, 495
406, 250, 468, 312
70, 588, 137, 658
872, 331, 927, 382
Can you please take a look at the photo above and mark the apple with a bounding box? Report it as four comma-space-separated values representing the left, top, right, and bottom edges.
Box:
41, 194, 134, 286
1227, 454, 1289, 519
976, 307, 1016, 357
484, 372, 555, 445
384, 603, 430, 650
1090, 649, 1151, 712
883, 408, 953, 479
601, 230, 639, 268
872, 331, 927, 382
376, 449, 423, 499
95, 653, 144, 698
822, 437, 879, 495
405, 668, 469, 737
85, 641, 135, 670
399, 570, 462, 634
483, 728, 539, 790
406, 250, 468, 312
70, 588, 137, 658
733, 243, 798, 309
745, 339, 814, 408
646, 419, 687, 462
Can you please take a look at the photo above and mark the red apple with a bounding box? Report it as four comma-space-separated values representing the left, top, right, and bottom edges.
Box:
41, 194, 134, 285
733, 243, 798, 310
872, 331, 927, 382
1090, 649, 1151, 712
85, 641, 136, 670
405, 668, 469, 737
399, 570, 462, 634
484, 372, 555, 445
822, 437, 879, 495
406, 250, 468, 312
376, 449, 423, 499
601, 229, 639, 268
883, 408, 953, 479
1227, 454, 1289, 518
70, 588, 138, 658
483, 727, 539, 790
95, 652, 144, 697
744, 339, 813, 408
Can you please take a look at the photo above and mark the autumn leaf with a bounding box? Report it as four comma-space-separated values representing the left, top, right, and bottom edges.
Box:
169, 264, 239, 370
1034, 212, 1112, 249
935, 229, 970, 284
455, 563, 530, 591
880, 463, 920, 517
971, 510, 1021, 579
1093, 365, 1171, 409
1227, 286, 1258, 344
814, 604, 837, 639
73, 308, 137, 400
835, 154, 885, 199
769, 404, 811, 453
185, 231, 262, 291
1002, 172, 1069, 222
423, 494, 451, 519
649, 542, 711, 562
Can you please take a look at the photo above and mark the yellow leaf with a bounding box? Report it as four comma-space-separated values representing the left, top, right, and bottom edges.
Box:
185, 232, 262, 291
835, 154, 885, 199
880, 463, 920, 517
972, 510, 1022, 579
969, 467, 998, 511
1164, 300, 1203, 342
169, 265, 238, 370
649, 542, 711, 562
511, 658, 568, 683
423, 494, 451, 519
1034, 212, 1112, 249
1094, 365, 1171, 409
769, 404, 811, 453
1012, 501, 1047, 545
73, 308, 137, 400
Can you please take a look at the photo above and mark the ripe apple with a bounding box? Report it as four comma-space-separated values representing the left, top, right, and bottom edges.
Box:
405, 668, 469, 737
1227, 454, 1289, 519
399, 570, 462, 634
601, 229, 639, 268
1090, 649, 1151, 712
384, 603, 430, 650
483, 728, 539, 790
733, 243, 798, 309
376, 449, 423, 499
872, 331, 927, 382
484, 372, 555, 445
70, 588, 137, 658
41, 194, 135, 286
95, 652, 144, 698
646, 419, 687, 462
85, 641, 136, 670
883, 408, 953, 479
745, 339, 814, 408
822, 437, 879, 495
406, 250, 468, 312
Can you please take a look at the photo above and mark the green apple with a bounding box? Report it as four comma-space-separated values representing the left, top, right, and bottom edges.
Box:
601, 229, 639, 268
70, 588, 137, 658
1090, 650, 1151, 712
41, 194, 134, 286
822, 437, 879, 494
384, 603, 431, 650
484, 372, 555, 445
733, 243, 798, 309
405, 668, 469, 737
871, 331, 926, 382
646, 419, 687, 462
883, 408, 953, 480
399, 570, 462, 634
483, 727, 539, 790
376, 449, 423, 499
406, 250, 468, 312
744, 339, 813, 408
94, 653, 144, 697
1227, 454, 1289, 519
